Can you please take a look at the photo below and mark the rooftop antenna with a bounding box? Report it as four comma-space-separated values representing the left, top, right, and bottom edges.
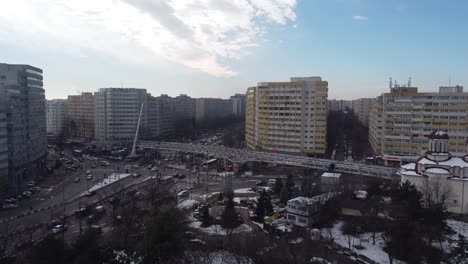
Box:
408, 77, 412, 87
389, 77, 392, 88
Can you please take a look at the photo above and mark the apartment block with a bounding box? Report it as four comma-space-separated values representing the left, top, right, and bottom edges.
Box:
328, 99, 353, 111
352, 98, 373, 126
0, 110, 7, 183
195, 98, 233, 122
246, 76, 328, 155
68, 92, 95, 140
94, 88, 148, 144
174, 94, 195, 121
0, 63, 47, 192
369, 84, 468, 160
147, 94, 175, 138
46, 99, 68, 135
231, 94, 246, 118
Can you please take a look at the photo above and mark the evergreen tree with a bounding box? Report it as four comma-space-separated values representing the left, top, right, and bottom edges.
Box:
255, 190, 273, 221
273, 177, 283, 195
221, 193, 243, 231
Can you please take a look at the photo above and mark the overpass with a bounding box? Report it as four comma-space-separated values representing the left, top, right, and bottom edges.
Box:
138, 141, 399, 179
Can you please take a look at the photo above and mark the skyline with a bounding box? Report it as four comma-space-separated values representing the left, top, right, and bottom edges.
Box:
1, 0, 467, 100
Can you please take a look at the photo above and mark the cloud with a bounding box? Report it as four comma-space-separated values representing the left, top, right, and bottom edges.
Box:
0, 0, 297, 77
353, 15, 368, 21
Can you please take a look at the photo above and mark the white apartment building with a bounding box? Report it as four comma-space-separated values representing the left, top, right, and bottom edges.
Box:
286, 193, 339, 227
352, 98, 373, 126
246, 76, 328, 155
195, 98, 233, 122
94, 88, 148, 144
399, 131, 468, 214
46, 99, 68, 135
0, 63, 47, 193
369, 84, 468, 162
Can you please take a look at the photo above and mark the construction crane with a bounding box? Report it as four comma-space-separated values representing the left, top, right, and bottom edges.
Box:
129, 103, 145, 158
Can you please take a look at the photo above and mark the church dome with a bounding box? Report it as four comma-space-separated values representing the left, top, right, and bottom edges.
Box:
428, 130, 449, 140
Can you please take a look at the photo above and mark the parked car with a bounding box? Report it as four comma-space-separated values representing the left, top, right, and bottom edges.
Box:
48, 219, 63, 229
90, 225, 102, 233
86, 169, 91, 174
27, 181, 35, 187
86, 175, 92, 180
85, 190, 96, 197
255, 180, 267, 186
132, 173, 141, 178
177, 190, 189, 198
74, 177, 80, 183
52, 225, 67, 234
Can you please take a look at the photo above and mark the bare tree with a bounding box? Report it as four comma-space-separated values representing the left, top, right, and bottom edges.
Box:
422, 174, 455, 207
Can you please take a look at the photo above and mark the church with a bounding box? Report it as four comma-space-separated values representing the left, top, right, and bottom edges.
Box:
398, 131, 468, 214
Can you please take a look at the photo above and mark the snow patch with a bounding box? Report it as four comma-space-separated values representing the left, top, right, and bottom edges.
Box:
178, 199, 199, 209
190, 221, 252, 235
234, 188, 255, 194
86, 173, 132, 193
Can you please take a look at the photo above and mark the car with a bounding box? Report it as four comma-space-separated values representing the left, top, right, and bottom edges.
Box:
132, 173, 141, 178
255, 180, 267, 186
151, 167, 158, 171
85, 190, 96, 197
48, 219, 63, 229
52, 225, 67, 234
86, 175, 92, 180
22, 191, 32, 198
90, 225, 102, 233
27, 181, 35, 187
2, 203, 18, 209
32, 186, 41, 192
95, 205, 106, 214
86, 169, 91, 174
74, 177, 80, 183
74, 207, 89, 217
177, 190, 189, 198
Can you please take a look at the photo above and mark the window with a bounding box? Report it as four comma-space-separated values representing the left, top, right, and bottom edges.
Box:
287, 214, 296, 221
298, 218, 307, 223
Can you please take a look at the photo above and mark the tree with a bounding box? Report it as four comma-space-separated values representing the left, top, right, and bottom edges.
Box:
341, 220, 360, 249
361, 195, 385, 244
221, 193, 243, 238
142, 208, 186, 264
69, 231, 105, 264
422, 174, 455, 208
273, 177, 283, 195
300, 175, 313, 197
255, 190, 273, 222
26, 235, 70, 264
200, 205, 213, 228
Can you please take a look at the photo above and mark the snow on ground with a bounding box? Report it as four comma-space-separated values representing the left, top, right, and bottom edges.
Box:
86, 173, 132, 193
234, 188, 255, 194
329, 221, 400, 264
186, 250, 252, 264
251, 221, 264, 229
190, 221, 252, 235
177, 199, 199, 209
198, 192, 220, 200
447, 219, 468, 238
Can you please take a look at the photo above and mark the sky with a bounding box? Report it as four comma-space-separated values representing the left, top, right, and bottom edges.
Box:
1, 0, 467, 100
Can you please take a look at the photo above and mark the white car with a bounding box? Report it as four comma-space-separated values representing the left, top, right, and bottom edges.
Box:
52, 225, 67, 234
86, 175, 92, 180
86, 169, 91, 174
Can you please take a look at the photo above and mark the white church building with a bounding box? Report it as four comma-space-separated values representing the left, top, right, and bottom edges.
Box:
398, 131, 468, 214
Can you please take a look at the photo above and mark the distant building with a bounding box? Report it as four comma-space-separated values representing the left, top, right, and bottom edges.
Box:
46, 99, 68, 136
352, 98, 373, 126
246, 76, 328, 155
286, 192, 339, 227
195, 98, 233, 122
147, 94, 175, 138
173, 94, 195, 121
398, 131, 468, 214
230, 93, 246, 118
0, 63, 47, 193
369, 83, 468, 161
68, 92, 95, 140
94, 88, 147, 144
0, 110, 8, 184
328, 99, 353, 111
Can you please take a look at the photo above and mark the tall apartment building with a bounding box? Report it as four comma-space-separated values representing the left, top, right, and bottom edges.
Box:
147, 94, 175, 138
231, 94, 246, 118
46, 99, 68, 135
369, 84, 468, 161
0, 63, 47, 193
174, 94, 195, 120
68, 92, 95, 140
328, 99, 353, 111
246, 76, 328, 155
0, 110, 8, 184
195, 98, 233, 122
94, 88, 148, 144
352, 98, 373, 126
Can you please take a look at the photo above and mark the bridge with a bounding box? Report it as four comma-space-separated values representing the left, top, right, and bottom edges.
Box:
138, 141, 399, 179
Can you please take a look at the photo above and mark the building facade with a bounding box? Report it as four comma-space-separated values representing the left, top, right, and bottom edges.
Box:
173, 94, 195, 121
230, 94, 246, 118
0, 110, 8, 185
46, 99, 68, 136
399, 131, 468, 214
147, 94, 175, 139
286, 193, 339, 227
352, 98, 373, 126
0, 63, 47, 193
195, 98, 233, 122
246, 76, 328, 155
328, 99, 353, 111
369, 84, 468, 161
94, 88, 148, 144
68, 92, 95, 140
